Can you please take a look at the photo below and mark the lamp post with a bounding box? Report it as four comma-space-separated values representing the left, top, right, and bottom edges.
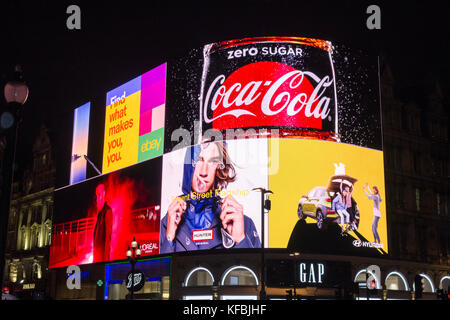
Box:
252, 187, 273, 300
126, 237, 141, 300
0, 65, 29, 291
289, 251, 300, 300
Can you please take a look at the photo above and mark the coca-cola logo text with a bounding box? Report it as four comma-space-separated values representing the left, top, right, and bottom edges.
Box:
202, 62, 334, 131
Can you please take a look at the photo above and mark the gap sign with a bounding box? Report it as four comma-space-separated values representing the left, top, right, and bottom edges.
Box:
266, 259, 351, 288
299, 262, 325, 284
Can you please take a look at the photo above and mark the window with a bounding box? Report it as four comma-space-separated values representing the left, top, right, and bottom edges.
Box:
445, 196, 449, 216
420, 115, 428, 137
439, 276, 450, 290
183, 295, 213, 300
401, 107, 408, 131
44, 219, 52, 246
32, 261, 42, 280
413, 155, 420, 174
9, 261, 18, 283
30, 223, 39, 249
162, 276, 170, 300
220, 295, 257, 300
385, 272, 409, 291
31, 205, 41, 224
395, 148, 402, 170
184, 267, 214, 287
20, 225, 27, 250
229, 276, 239, 285
315, 187, 327, 198
413, 274, 435, 293
47, 202, 54, 219
415, 188, 420, 211
354, 268, 382, 290
392, 184, 400, 208
221, 266, 258, 286
143, 280, 161, 294
437, 193, 441, 216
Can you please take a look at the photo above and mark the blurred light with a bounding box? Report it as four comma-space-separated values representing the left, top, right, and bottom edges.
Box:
0, 111, 14, 129
4, 81, 29, 104
4, 65, 29, 105
131, 237, 137, 248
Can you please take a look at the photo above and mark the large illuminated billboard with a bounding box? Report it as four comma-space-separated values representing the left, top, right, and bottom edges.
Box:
160, 139, 269, 252
50, 158, 162, 268
158, 138, 386, 256
102, 63, 166, 174
159, 37, 385, 256
269, 139, 387, 255
52, 36, 386, 269
70, 102, 90, 185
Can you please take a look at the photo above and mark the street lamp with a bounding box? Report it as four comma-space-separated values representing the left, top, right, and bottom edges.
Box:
288, 251, 301, 300
2, 65, 29, 130
252, 187, 273, 300
126, 237, 141, 300
0, 65, 28, 292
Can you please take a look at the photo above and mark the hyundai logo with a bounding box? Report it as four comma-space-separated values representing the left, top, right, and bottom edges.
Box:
353, 240, 362, 247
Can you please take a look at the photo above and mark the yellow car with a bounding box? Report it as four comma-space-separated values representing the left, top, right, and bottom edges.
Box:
297, 175, 360, 231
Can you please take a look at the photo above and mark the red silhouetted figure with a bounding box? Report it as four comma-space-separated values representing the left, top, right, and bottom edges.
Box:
93, 183, 113, 263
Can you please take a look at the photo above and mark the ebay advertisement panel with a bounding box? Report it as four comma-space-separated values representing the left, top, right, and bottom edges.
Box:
103, 63, 166, 174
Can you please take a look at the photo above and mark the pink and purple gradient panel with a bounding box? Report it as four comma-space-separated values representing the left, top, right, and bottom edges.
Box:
139, 63, 166, 136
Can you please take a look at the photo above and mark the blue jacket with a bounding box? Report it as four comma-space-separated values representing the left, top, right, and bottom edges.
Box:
159, 145, 261, 253
332, 193, 347, 211
160, 214, 261, 253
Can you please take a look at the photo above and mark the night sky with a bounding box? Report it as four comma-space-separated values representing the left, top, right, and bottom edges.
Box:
1, 0, 449, 187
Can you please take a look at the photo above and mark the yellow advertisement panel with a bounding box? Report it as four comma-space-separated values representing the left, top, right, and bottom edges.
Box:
103, 92, 140, 174
269, 139, 387, 256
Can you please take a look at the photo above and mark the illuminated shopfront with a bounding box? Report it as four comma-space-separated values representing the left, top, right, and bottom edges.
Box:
104, 257, 171, 300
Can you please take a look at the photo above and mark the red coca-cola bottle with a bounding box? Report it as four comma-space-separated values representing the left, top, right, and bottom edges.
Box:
199, 36, 340, 142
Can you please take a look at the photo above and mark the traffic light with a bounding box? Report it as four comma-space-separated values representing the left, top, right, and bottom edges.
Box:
344, 287, 354, 300
367, 279, 379, 296
437, 287, 449, 300
414, 275, 423, 299
353, 282, 360, 297
334, 287, 343, 299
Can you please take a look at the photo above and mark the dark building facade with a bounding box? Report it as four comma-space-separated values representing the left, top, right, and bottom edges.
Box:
2, 125, 55, 299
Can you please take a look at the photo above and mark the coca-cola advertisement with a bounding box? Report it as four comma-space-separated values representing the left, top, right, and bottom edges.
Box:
201, 37, 338, 139
164, 36, 382, 151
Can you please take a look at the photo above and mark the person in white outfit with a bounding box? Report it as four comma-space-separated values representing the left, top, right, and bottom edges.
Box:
363, 183, 382, 244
